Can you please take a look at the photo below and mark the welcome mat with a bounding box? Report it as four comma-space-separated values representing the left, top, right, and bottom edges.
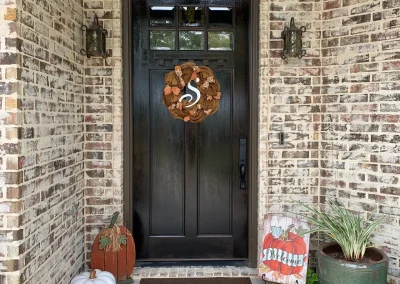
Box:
139, 277, 252, 284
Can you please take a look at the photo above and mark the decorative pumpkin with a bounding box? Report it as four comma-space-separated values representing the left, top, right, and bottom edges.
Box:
261, 224, 307, 279
91, 212, 136, 281
71, 269, 115, 284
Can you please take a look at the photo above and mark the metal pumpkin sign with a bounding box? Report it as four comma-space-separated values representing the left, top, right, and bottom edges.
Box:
259, 215, 310, 284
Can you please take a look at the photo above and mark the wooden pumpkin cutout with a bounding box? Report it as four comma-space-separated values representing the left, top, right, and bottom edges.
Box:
91, 212, 136, 281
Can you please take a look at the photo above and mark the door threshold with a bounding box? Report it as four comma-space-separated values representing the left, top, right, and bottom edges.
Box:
132, 263, 259, 279
136, 260, 249, 268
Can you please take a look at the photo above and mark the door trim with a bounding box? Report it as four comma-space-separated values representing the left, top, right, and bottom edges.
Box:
247, 0, 260, 268
122, 0, 260, 267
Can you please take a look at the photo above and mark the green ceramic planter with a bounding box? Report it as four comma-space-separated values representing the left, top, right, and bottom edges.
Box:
316, 243, 388, 284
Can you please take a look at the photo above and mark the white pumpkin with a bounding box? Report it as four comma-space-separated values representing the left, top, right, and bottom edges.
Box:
71, 269, 115, 284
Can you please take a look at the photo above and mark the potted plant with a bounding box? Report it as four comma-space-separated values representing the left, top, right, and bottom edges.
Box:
297, 200, 388, 284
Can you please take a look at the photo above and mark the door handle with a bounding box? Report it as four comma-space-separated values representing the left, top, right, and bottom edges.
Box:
239, 164, 246, 190
239, 139, 246, 190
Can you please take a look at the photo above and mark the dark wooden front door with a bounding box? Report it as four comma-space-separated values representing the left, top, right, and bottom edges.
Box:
132, 0, 249, 260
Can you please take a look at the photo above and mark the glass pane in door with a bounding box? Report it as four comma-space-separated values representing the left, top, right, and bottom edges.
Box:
179, 31, 204, 50
208, 31, 233, 51
150, 6, 175, 26
150, 30, 175, 50
209, 7, 233, 27
179, 6, 204, 26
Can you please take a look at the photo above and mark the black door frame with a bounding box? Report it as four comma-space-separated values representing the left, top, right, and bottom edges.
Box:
122, 0, 260, 267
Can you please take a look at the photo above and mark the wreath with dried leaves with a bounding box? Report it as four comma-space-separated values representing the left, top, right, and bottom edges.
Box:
163, 62, 221, 123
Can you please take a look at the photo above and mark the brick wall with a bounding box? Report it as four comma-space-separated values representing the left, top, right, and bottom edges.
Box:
321, 0, 400, 282
0, 0, 86, 282
260, 0, 322, 236
19, 0, 86, 282
0, 0, 22, 283
83, 0, 123, 265
259, 0, 323, 268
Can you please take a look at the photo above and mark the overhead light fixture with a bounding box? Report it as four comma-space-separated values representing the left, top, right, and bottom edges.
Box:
281, 17, 306, 59
81, 14, 109, 59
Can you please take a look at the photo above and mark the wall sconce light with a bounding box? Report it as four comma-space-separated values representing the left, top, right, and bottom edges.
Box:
81, 14, 109, 58
281, 17, 306, 59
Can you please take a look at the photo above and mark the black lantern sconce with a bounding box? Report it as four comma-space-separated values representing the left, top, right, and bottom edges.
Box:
81, 14, 109, 58
281, 17, 306, 59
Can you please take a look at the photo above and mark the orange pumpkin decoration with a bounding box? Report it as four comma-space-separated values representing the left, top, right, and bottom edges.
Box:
91, 212, 136, 281
261, 224, 307, 278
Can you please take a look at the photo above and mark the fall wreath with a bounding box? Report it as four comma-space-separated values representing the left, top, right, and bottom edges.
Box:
163, 62, 221, 123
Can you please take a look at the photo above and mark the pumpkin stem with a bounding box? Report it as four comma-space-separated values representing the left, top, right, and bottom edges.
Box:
109, 211, 120, 228
282, 224, 295, 240
89, 270, 96, 279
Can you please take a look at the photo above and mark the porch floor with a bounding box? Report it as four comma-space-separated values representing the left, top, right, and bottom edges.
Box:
132, 266, 263, 283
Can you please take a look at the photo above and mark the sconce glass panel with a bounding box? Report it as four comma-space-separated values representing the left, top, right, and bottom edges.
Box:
86, 29, 106, 56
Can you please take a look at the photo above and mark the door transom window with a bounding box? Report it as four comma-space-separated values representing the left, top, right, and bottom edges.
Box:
149, 6, 234, 51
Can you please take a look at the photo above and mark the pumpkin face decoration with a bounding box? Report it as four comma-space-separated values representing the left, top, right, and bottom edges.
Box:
71, 269, 115, 284
260, 224, 308, 281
